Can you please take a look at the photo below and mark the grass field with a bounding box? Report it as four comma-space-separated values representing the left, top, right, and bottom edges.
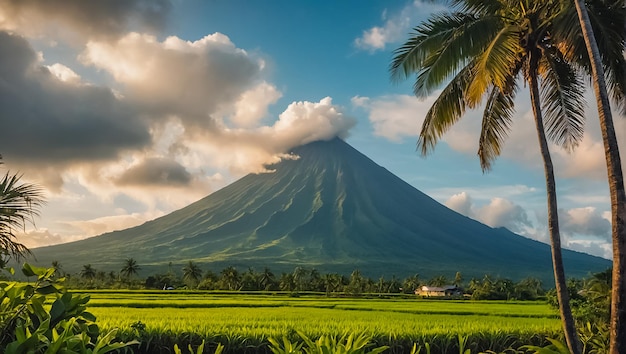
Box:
75, 290, 563, 353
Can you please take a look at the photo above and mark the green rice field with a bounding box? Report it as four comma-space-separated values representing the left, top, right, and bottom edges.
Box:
76, 290, 563, 353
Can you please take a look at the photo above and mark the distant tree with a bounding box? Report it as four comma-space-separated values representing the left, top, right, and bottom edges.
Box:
279, 273, 295, 292
240, 267, 259, 291
182, 261, 202, 288
80, 264, 96, 280
428, 275, 447, 287
51, 260, 63, 277
377, 276, 386, 294
322, 273, 340, 296
387, 275, 401, 293
514, 277, 544, 300
403, 274, 421, 294
347, 269, 364, 295
259, 267, 275, 291
495, 278, 514, 300
220, 266, 240, 291
292, 266, 307, 292
121, 258, 141, 280
0, 157, 45, 259
198, 270, 219, 290
309, 268, 322, 291
454, 272, 463, 287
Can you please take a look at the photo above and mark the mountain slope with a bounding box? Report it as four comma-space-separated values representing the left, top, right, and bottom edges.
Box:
30, 138, 610, 281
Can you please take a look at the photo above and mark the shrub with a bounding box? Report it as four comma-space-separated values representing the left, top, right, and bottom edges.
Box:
0, 263, 138, 353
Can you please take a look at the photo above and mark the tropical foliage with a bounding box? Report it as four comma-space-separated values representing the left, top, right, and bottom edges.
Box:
0, 157, 44, 259
121, 258, 141, 280
0, 263, 136, 353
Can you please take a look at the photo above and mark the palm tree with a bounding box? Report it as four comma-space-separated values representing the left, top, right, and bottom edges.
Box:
279, 272, 295, 292
292, 266, 308, 292
51, 260, 63, 277
403, 273, 421, 294
556, 2, 626, 351
428, 275, 448, 287
454, 272, 463, 287
80, 264, 96, 280
0, 156, 44, 259
259, 267, 275, 291
220, 266, 240, 291
121, 258, 141, 280
182, 261, 202, 288
391, 1, 585, 352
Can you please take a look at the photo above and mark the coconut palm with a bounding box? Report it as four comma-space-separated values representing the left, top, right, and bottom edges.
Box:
292, 266, 307, 292
121, 258, 141, 280
258, 267, 275, 291
555, 2, 626, 351
0, 156, 44, 259
279, 272, 295, 292
220, 266, 241, 291
390, 1, 586, 351
182, 261, 202, 288
80, 264, 96, 280
51, 260, 63, 277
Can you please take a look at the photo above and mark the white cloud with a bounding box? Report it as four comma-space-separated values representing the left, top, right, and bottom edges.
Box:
353, 94, 432, 141
445, 191, 473, 216
81, 32, 263, 127
354, 0, 445, 52
357, 91, 625, 181
445, 192, 531, 233
443, 191, 612, 258
229, 82, 282, 128
46, 63, 81, 83
62, 211, 165, 238
561, 207, 611, 240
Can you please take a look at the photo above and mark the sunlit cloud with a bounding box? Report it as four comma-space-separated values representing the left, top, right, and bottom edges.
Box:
0, 0, 170, 43
443, 191, 612, 259
354, 0, 445, 52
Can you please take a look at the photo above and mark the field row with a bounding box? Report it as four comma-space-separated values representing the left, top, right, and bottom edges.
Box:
80, 293, 558, 318
76, 292, 563, 353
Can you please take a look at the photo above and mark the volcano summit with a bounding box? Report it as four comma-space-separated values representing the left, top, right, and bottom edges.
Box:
30, 138, 609, 281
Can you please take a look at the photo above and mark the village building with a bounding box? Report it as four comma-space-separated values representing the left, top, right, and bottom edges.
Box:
416, 285, 463, 298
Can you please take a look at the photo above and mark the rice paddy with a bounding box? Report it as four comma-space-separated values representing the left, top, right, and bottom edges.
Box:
74, 290, 563, 353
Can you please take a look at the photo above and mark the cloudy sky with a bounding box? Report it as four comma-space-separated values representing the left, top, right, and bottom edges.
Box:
1, 0, 623, 259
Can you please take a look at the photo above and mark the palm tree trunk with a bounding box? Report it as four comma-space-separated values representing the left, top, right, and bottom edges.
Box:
572, 2, 626, 352
528, 53, 582, 354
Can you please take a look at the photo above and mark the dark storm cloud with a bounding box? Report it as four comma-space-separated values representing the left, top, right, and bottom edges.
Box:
116, 157, 192, 187
0, 31, 151, 164
0, 0, 171, 39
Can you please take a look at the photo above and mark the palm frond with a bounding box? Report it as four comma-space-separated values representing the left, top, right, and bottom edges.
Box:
0, 171, 45, 259
391, 13, 474, 81
413, 14, 503, 97
582, 0, 626, 114
539, 49, 586, 151
452, 0, 502, 14
478, 85, 517, 171
466, 24, 520, 107
552, 0, 626, 114
418, 64, 474, 155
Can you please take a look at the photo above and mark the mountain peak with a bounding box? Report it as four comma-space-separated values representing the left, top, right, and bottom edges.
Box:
30, 138, 609, 282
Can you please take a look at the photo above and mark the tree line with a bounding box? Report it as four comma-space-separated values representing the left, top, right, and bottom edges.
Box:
49, 258, 553, 300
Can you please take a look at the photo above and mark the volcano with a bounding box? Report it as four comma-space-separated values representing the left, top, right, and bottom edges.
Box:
30, 138, 610, 281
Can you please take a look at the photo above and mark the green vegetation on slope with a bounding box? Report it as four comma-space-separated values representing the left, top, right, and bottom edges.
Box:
29, 139, 610, 283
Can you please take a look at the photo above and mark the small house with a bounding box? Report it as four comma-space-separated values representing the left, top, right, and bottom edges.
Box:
416, 285, 462, 297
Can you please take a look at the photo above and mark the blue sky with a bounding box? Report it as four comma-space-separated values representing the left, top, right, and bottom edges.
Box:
0, 0, 622, 259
